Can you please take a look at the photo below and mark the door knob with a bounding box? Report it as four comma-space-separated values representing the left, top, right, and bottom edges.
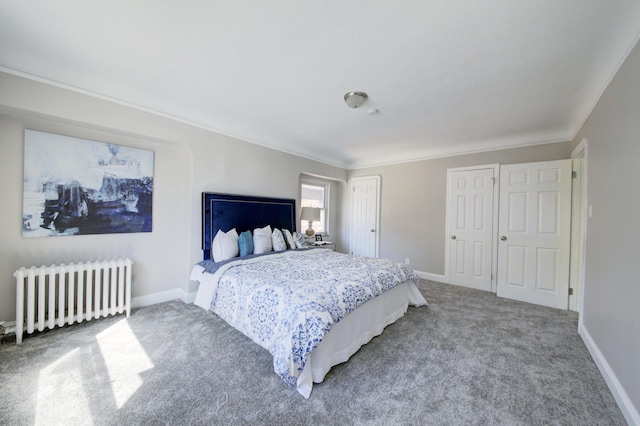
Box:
450, 235, 456, 240
500, 236, 507, 241
370, 229, 375, 232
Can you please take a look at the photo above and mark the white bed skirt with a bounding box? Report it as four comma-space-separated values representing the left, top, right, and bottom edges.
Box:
297, 281, 427, 398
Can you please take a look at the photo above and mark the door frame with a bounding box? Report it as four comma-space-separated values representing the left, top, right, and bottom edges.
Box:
349, 175, 381, 258
445, 164, 500, 292
570, 138, 589, 314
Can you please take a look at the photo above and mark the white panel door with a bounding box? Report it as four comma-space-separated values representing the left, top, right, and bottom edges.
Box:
447, 168, 495, 291
350, 176, 380, 258
497, 160, 572, 309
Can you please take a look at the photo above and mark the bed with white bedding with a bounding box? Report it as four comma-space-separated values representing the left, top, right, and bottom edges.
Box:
192, 192, 427, 398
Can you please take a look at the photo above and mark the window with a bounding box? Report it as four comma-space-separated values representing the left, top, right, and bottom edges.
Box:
300, 181, 329, 235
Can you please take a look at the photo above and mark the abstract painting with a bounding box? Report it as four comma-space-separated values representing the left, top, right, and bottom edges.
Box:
23, 130, 154, 237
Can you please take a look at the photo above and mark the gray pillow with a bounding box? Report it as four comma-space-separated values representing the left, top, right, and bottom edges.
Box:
272, 228, 287, 251
292, 231, 306, 249
282, 229, 296, 249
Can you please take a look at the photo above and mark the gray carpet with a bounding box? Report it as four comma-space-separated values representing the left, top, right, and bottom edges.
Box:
0, 280, 625, 425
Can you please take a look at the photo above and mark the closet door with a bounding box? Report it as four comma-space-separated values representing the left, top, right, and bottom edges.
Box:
447, 167, 495, 292
496, 160, 572, 309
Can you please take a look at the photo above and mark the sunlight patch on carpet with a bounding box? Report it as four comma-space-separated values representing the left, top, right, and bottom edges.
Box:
96, 319, 154, 408
36, 347, 91, 424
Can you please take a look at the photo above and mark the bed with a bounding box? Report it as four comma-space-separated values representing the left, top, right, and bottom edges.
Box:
191, 192, 427, 398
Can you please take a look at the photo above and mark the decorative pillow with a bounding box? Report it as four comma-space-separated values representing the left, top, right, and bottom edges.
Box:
212, 228, 239, 262
272, 228, 287, 251
253, 225, 273, 254
292, 231, 306, 249
282, 229, 296, 249
238, 230, 253, 257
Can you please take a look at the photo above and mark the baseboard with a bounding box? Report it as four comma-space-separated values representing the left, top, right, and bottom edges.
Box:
414, 270, 446, 283
4, 291, 194, 332
131, 288, 196, 309
182, 290, 197, 304
579, 323, 640, 426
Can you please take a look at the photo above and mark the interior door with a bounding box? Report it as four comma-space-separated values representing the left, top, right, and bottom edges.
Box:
497, 159, 572, 309
350, 176, 380, 258
447, 168, 495, 291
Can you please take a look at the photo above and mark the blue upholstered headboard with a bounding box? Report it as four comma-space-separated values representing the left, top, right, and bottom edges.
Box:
202, 192, 297, 260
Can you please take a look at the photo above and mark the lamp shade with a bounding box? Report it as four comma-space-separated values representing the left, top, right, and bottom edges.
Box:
300, 207, 321, 222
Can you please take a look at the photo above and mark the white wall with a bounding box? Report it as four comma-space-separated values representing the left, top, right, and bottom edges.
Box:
572, 40, 640, 424
0, 71, 347, 322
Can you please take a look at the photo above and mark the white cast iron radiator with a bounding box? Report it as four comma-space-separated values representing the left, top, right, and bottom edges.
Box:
13, 258, 133, 344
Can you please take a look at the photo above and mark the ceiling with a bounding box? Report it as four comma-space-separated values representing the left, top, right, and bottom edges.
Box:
1, 1, 640, 169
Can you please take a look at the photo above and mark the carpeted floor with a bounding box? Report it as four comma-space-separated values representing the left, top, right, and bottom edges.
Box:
0, 280, 626, 425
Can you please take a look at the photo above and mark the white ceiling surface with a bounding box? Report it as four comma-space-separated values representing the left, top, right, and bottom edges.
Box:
1, 2, 640, 169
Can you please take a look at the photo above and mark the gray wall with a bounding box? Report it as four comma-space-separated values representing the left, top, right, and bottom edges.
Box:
348, 143, 571, 275
0, 71, 347, 322
0, 113, 192, 321
572, 40, 640, 419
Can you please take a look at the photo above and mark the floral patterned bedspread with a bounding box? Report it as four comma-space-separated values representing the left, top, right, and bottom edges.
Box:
198, 249, 419, 388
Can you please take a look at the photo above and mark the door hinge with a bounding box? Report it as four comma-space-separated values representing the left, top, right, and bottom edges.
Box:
568, 287, 574, 296
491, 177, 496, 185
572, 171, 577, 179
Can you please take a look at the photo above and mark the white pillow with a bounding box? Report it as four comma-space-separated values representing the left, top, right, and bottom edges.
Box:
212, 228, 239, 262
272, 228, 287, 251
253, 225, 273, 254
282, 229, 296, 249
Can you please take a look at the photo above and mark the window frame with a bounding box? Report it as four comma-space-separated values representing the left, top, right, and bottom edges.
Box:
300, 179, 330, 236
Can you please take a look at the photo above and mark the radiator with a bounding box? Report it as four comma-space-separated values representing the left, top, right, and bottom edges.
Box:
13, 258, 133, 344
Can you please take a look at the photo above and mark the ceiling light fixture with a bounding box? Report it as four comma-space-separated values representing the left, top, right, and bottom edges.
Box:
344, 91, 368, 108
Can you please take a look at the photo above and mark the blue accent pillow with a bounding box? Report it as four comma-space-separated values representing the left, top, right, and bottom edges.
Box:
238, 230, 253, 257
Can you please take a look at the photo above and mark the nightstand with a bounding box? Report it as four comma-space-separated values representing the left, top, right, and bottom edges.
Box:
305, 242, 336, 251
